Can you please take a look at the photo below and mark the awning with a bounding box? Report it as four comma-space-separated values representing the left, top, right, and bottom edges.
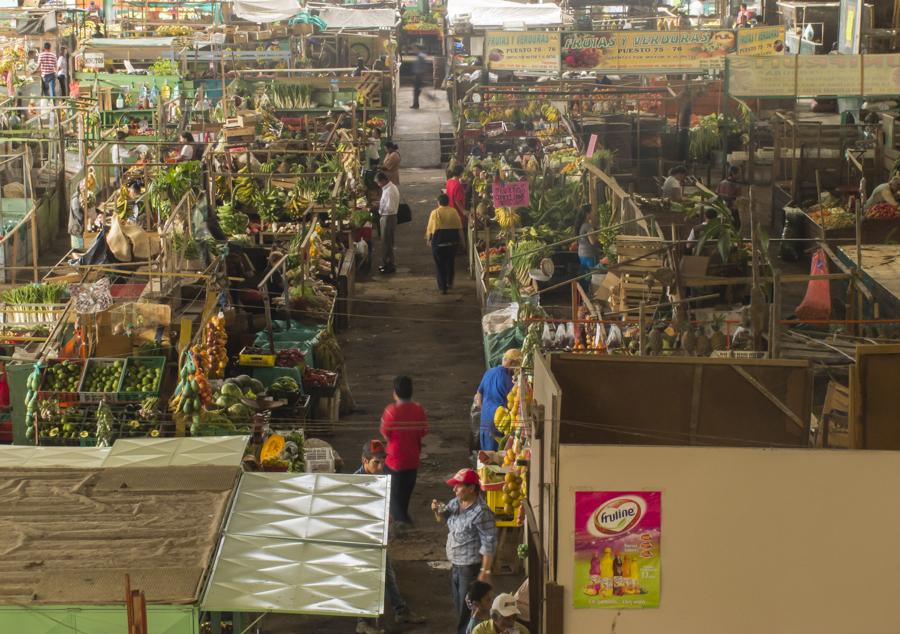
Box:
446, 0, 562, 28
85, 37, 178, 60
316, 7, 397, 30
201, 472, 390, 616
233, 0, 300, 23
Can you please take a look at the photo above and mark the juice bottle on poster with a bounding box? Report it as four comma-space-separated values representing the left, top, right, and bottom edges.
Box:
629, 555, 641, 594
599, 547, 614, 597
613, 551, 624, 596
622, 554, 632, 594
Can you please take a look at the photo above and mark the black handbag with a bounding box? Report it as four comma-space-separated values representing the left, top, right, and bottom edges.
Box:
397, 202, 412, 224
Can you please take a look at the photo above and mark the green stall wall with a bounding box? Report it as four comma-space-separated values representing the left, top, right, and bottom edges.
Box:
0, 605, 198, 634
8, 362, 34, 445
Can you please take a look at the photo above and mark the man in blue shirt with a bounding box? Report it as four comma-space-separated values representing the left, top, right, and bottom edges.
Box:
473, 348, 521, 451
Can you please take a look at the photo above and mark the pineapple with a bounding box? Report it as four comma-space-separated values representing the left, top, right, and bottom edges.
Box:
710, 314, 727, 352
694, 325, 711, 357
645, 324, 663, 356
679, 320, 696, 356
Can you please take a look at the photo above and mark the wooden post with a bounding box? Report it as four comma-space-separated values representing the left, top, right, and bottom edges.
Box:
769, 270, 781, 358
30, 211, 38, 282
749, 188, 763, 351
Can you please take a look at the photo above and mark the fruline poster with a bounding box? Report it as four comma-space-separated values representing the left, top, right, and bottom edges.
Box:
574, 491, 661, 609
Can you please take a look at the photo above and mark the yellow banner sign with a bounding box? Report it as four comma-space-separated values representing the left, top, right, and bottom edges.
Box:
727, 53, 900, 98
737, 26, 786, 56
485, 31, 561, 73
561, 30, 737, 73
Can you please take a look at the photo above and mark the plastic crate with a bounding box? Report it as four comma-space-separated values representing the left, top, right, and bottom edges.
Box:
78, 358, 126, 403
37, 359, 84, 404
302, 369, 339, 397
117, 356, 166, 402
252, 366, 303, 389
304, 446, 335, 473
239, 346, 276, 367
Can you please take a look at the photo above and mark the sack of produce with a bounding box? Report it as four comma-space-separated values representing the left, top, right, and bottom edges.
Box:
106, 215, 133, 262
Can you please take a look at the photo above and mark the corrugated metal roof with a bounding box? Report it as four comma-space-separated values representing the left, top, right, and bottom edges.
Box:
225, 472, 390, 546
201, 472, 390, 616
0, 446, 111, 468
101, 436, 249, 468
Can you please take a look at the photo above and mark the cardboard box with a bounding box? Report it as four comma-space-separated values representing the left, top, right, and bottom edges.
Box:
94, 334, 133, 358
233, 32, 249, 45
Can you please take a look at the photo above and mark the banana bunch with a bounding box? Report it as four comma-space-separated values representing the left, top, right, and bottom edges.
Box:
494, 405, 513, 438
494, 207, 520, 232
285, 189, 307, 219
314, 330, 344, 371
115, 186, 129, 218
96, 400, 114, 447
541, 104, 559, 122
521, 322, 542, 369
157, 24, 192, 36
23, 364, 41, 442
260, 160, 277, 174
201, 311, 228, 378
509, 239, 546, 286
233, 167, 258, 206
254, 187, 286, 222
217, 201, 249, 236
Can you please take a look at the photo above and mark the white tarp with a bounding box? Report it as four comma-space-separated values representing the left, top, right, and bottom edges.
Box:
233, 0, 299, 23
317, 7, 398, 30
446, 0, 562, 28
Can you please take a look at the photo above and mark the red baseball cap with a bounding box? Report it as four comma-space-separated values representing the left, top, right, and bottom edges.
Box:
362, 439, 387, 460
446, 468, 479, 487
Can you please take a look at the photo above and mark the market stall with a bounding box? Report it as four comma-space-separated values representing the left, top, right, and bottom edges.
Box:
0, 437, 391, 632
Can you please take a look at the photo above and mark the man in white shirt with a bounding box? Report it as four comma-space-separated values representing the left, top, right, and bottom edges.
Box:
56, 47, 68, 97
376, 171, 399, 274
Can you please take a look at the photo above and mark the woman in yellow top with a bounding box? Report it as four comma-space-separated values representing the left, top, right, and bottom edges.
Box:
426, 193, 464, 294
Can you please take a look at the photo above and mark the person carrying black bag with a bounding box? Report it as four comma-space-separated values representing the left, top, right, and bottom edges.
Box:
425, 193, 463, 294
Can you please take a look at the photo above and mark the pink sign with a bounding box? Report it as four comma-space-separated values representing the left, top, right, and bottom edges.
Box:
492, 180, 530, 208
586, 134, 598, 158
574, 491, 661, 609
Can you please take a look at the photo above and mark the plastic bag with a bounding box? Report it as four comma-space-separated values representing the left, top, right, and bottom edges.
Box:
795, 249, 831, 321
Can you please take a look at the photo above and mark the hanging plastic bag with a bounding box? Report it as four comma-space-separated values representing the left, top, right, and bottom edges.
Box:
795, 249, 831, 321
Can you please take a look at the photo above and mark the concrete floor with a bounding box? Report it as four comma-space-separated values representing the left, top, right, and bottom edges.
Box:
262, 90, 521, 633
392, 80, 455, 169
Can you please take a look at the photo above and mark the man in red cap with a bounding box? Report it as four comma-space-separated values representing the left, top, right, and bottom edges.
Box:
432, 468, 497, 634
354, 440, 426, 634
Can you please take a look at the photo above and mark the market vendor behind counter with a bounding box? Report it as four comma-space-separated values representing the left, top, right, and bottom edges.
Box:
662, 165, 687, 202
865, 177, 900, 211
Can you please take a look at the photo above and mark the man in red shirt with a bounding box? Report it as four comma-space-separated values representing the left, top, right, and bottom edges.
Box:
380, 375, 428, 527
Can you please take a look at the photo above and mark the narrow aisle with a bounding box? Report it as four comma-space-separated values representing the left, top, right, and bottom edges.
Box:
265, 97, 488, 634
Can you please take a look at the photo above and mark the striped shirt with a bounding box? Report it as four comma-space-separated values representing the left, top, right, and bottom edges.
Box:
38, 51, 56, 76
442, 496, 497, 566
